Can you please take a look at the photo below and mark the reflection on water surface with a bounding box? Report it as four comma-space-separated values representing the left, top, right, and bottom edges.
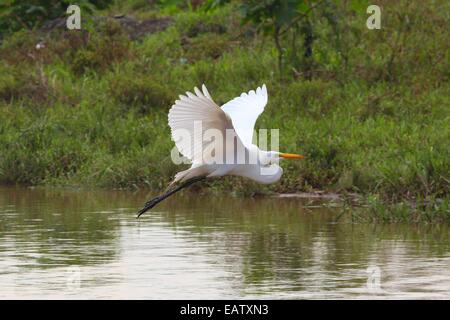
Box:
0, 187, 448, 299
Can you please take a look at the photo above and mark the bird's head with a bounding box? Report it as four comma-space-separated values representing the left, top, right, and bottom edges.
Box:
260, 150, 304, 165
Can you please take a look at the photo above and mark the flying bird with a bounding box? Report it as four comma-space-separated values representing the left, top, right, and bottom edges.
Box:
137, 84, 304, 217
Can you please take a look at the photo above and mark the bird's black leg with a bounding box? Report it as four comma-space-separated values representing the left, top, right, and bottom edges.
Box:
137, 176, 206, 218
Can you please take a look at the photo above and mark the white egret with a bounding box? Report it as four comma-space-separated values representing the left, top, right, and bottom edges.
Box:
137, 84, 304, 217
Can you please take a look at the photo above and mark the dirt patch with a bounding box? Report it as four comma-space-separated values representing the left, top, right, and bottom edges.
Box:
112, 15, 172, 40
41, 15, 172, 40
185, 21, 227, 37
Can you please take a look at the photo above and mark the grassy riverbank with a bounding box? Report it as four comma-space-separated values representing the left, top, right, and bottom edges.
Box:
0, 1, 448, 222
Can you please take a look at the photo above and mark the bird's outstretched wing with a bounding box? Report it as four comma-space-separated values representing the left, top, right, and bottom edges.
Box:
220, 84, 268, 148
168, 85, 245, 165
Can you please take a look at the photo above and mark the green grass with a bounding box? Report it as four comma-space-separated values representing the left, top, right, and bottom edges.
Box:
0, 1, 449, 222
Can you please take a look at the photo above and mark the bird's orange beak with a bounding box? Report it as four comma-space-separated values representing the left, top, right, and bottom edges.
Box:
280, 153, 305, 159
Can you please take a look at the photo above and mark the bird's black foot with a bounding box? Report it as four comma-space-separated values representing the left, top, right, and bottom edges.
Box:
136, 196, 161, 218
136, 176, 206, 218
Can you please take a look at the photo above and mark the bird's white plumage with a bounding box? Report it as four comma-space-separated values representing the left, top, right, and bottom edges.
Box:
137, 84, 303, 216
220, 84, 268, 148
168, 84, 246, 165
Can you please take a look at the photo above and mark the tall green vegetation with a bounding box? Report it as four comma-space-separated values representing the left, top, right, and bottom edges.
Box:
208, 0, 370, 78
0, 1, 448, 221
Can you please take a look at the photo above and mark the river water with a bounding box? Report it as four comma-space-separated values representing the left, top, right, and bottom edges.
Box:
0, 186, 448, 299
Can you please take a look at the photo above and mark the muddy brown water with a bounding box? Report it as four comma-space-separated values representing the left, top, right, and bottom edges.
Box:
0, 186, 448, 299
